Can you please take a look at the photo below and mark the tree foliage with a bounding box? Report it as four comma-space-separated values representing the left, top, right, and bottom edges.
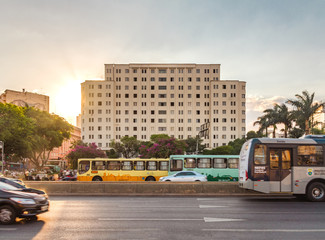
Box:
66, 142, 107, 169
24, 107, 73, 169
0, 103, 34, 159
110, 136, 141, 158
184, 136, 205, 154
139, 137, 187, 158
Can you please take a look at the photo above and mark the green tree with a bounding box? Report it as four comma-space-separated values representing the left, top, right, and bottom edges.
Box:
228, 138, 246, 154
262, 105, 279, 138
253, 115, 270, 137
287, 91, 324, 135
246, 130, 263, 140
110, 136, 141, 158
0, 103, 34, 160
24, 107, 73, 170
203, 145, 234, 155
150, 134, 170, 143
276, 103, 293, 138
66, 142, 107, 169
184, 136, 205, 154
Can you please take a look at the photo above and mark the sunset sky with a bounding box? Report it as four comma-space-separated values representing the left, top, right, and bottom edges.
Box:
1, 0, 324, 130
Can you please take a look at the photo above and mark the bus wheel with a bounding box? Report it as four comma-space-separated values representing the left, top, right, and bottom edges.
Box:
0, 205, 17, 225
307, 182, 325, 202
92, 176, 103, 181
145, 176, 156, 181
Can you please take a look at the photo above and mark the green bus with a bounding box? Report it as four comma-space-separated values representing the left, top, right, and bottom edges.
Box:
169, 155, 239, 181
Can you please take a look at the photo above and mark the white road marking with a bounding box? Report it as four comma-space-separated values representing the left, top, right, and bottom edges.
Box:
203, 229, 325, 232
98, 217, 245, 223
204, 217, 245, 222
66, 228, 159, 232
0, 228, 17, 231
199, 205, 226, 208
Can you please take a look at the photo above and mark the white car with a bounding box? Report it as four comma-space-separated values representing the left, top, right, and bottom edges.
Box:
159, 171, 207, 182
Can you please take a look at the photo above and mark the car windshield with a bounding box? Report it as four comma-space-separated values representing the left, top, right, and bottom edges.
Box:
0, 181, 19, 191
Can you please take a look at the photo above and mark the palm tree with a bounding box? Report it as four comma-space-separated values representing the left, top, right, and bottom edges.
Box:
253, 116, 270, 137
262, 105, 279, 138
286, 91, 324, 135
275, 103, 293, 138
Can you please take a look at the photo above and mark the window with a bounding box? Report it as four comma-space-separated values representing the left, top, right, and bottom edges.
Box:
228, 158, 238, 169
170, 159, 183, 171
147, 161, 157, 170
92, 161, 105, 170
159, 161, 169, 171
159, 86, 167, 90
107, 161, 120, 170
184, 158, 196, 168
159, 77, 167, 82
197, 158, 211, 168
297, 145, 323, 166
134, 161, 145, 170
254, 144, 267, 165
158, 69, 167, 74
121, 161, 133, 170
213, 158, 227, 168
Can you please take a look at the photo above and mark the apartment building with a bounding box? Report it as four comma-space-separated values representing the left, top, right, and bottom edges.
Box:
81, 63, 246, 150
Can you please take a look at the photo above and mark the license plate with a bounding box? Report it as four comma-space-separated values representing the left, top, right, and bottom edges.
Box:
41, 205, 48, 211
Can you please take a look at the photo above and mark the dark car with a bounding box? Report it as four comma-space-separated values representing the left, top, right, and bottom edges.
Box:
0, 177, 47, 196
0, 182, 49, 224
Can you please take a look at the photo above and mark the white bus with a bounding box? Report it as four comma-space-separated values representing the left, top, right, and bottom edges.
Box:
239, 135, 325, 201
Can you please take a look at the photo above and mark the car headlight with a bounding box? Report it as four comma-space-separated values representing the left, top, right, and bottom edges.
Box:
10, 198, 36, 204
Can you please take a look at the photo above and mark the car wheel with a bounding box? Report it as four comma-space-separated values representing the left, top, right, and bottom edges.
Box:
195, 180, 201, 182
92, 176, 103, 181
307, 182, 325, 202
0, 205, 17, 225
165, 180, 171, 182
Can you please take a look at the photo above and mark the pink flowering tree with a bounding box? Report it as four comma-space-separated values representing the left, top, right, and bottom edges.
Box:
66, 142, 106, 169
139, 137, 187, 158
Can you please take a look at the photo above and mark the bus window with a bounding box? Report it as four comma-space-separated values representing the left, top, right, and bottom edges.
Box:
92, 161, 106, 170
197, 158, 211, 168
282, 150, 291, 169
159, 161, 169, 171
227, 158, 238, 169
213, 158, 227, 168
297, 145, 323, 166
170, 158, 183, 171
107, 161, 120, 170
184, 158, 196, 168
254, 144, 267, 165
270, 150, 280, 169
122, 161, 133, 170
134, 161, 145, 170
147, 161, 157, 170
78, 161, 90, 174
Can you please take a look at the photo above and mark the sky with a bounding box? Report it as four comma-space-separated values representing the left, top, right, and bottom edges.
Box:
0, 0, 324, 130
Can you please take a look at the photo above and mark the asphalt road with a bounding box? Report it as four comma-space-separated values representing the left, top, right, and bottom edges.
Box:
1, 196, 325, 240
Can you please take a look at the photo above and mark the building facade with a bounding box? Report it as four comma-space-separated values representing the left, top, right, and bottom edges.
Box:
0, 89, 49, 112
81, 63, 246, 150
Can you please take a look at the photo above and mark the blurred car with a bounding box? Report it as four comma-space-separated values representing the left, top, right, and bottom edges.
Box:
0, 182, 49, 224
0, 177, 47, 196
59, 175, 77, 181
159, 171, 207, 182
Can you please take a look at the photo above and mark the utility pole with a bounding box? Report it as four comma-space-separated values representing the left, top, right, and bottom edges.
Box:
0, 141, 4, 174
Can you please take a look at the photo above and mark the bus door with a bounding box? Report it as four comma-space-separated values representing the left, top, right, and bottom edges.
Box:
269, 148, 292, 192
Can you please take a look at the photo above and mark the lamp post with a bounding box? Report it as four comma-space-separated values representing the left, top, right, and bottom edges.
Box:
0, 141, 4, 174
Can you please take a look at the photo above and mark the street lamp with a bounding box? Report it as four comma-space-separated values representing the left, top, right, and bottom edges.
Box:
0, 141, 4, 174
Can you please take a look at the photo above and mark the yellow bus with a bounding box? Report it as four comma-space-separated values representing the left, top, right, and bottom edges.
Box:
77, 158, 169, 181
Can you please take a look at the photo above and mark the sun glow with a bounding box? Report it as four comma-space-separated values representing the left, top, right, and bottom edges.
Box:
53, 80, 81, 126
